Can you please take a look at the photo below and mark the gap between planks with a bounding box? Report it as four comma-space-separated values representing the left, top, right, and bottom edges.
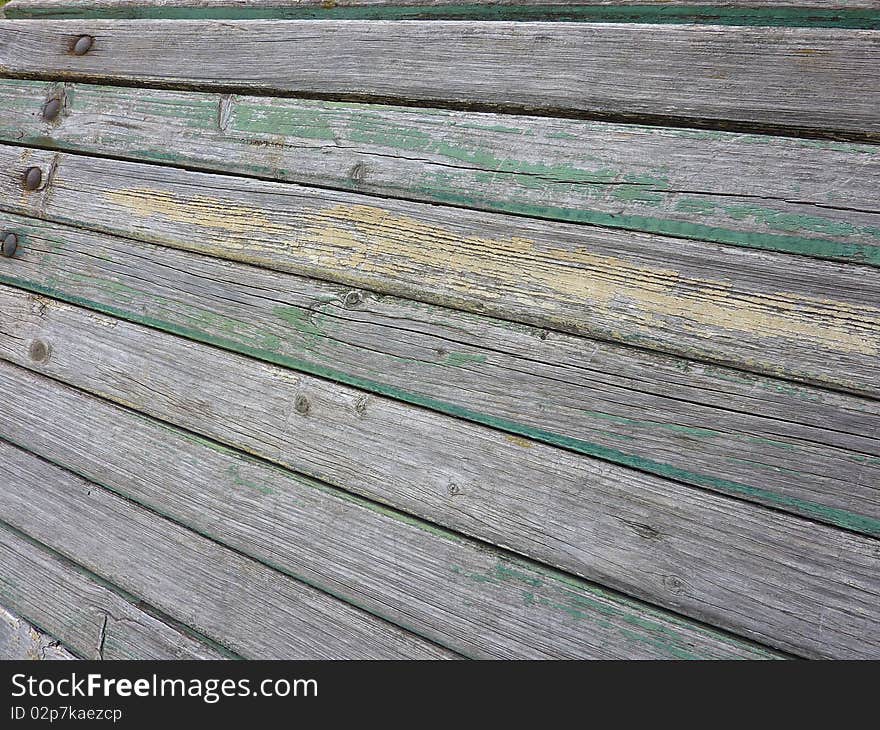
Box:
0, 211, 877, 538
1, 80, 878, 267
0, 146, 877, 400
0, 404, 782, 660
0, 288, 877, 658
0, 21, 879, 142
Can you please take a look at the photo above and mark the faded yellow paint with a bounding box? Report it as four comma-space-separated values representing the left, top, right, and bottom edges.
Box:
504, 434, 534, 449
105, 188, 287, 238
103, 190, 878, 356
305, 204, 877, 356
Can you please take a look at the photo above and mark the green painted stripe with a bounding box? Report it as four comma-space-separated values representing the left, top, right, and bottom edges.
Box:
412, 186, 880, 266
2, 273, 876, 538
4, 3, 880, 28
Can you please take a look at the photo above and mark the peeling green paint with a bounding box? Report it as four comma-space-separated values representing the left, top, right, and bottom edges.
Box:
227, 464, 275, 496
441, 351, 487, 368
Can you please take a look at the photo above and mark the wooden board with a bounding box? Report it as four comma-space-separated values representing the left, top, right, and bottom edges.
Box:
5, 0, 880, 28
0, 524, 227, 659
1, 21, 879, 138
0, 211, 877, 537
2, 81, 879, 266
0, 368, 779, 660
0, 438, 455, 659
2, 147, 877, 396
1, 288, 877, 658
0, 604, 74, 659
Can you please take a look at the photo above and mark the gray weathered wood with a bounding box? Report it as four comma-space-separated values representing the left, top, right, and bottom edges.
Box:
0, 366, 780, 659
1, 146, 877, 396
0, 211, 877, 536
0, 20, 879, 137
0, 604, 75, 659
1, 289, 877, 658
0, 524, 227, 659
2, 80, 878, 266
0, 438, 455, 659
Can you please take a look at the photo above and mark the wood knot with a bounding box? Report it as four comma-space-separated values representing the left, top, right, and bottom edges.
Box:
343, 290, 364, 309
348, 162, 367, 183
618, 518, 661, 541
538, 329, 549, 341
355, 396, 368, 416
446, 483, 462, 497
662, 574, 687, 594
294, 394, 310, 415
27, 339, 51, 364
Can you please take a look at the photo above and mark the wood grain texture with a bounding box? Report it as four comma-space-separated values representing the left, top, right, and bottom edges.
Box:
0, 603, 74, 659
1, 288, 877, 658
2, 81, 879, 265
1, 146, 877, 396
0, 439, 455, 660
0, 524, 227, 659
0, 21, 879, 137
0, 367, 779, 660
5, 1, 880, 27
0, 211, 877, 536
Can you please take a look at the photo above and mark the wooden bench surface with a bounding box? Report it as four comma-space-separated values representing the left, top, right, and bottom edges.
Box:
0, 0, 877, 660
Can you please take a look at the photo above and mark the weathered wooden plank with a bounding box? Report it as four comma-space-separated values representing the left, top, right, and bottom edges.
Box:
0, 366, 779, 660
1, 289, 877, 658
1, 147, 877, 396
2, 81, 879, 265
4, 0, 880, 27
0, 439, 455, 660
0, 524, 227, 659
1, 211, 877, 536
1, 21, 879, 138
1, 604, 75, 660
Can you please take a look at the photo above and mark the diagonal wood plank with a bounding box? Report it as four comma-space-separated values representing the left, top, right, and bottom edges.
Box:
0, 146, 877, 396
1, 288, 877, 658
0, 363, 780, 659
1, 80, 878, 265
0, 211, 876, 535
0, 524, 227, 659
0, 436, 456, 659
0, 20, 879, 137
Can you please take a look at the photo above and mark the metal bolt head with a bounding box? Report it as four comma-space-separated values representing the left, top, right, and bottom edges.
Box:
42, 98, 62, 122
72, 35, 94, 56
1, 233, 17, 258
23, 167, 43, 191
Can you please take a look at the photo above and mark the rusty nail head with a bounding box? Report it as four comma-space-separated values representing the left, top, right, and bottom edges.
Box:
42, 98, 62, 122
23, 167, 43, 191
1, 233, 17, 258
72, 35, 94, 56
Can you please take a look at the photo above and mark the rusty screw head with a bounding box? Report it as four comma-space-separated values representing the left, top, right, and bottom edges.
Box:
1, 233, 17, 258
42, 98, 62, 122
23, 167, 43, 191
72, 35, 94, 56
